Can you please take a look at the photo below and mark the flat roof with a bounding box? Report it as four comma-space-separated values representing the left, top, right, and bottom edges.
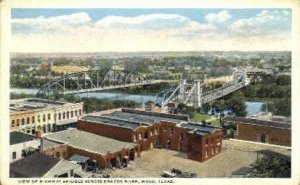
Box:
10, 132, 35, 145
45, 129, 136, 155
223, 116, 291, 130
104, 111, 184, 125
180, 123, 219, 136
10, 98, 78, 113
10, 152, 59, 177
81, 115, 146, 130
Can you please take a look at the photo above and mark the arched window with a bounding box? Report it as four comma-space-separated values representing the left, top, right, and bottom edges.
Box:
11, 120, 15, 127
43, 114, 46, 122
48, 114, 51, 120
21, 118, 25, 125
75, 110, 78, 116
71, 111, 74, 118
32, 116, 35, 124
27, 117, 30, 124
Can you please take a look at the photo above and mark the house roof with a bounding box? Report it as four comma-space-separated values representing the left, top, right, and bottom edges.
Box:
10, 132, 35, 145
45, 129, 136, 155
10, 152, 59, 177
223, 116, 291, 130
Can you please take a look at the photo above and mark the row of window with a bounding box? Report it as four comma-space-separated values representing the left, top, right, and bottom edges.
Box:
204, 135, 221, 146
204, 146, 220, 158
11, 109, 82, 128
56, 109, 82, 121
133, 129, 158, 142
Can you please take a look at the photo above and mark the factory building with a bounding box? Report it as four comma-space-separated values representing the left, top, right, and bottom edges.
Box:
44, 128, 138, 169
222, 116, 291, 146
78, 109, 222, 162
10, 98, 83, 134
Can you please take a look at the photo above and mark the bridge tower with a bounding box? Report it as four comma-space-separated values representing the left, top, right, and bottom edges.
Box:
192, 80, 202, 108
178, 79, 186, 102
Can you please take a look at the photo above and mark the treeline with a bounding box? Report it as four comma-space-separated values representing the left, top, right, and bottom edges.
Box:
202, 99, 247, 117
10, 75, 49, 88
58, 95, 139, 113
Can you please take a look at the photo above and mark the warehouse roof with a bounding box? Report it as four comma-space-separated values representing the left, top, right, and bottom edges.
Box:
10, 132, 35, 145
81, 115, 146, 129
223, 116, 291, 129
180, 123, 219, 136
45, 129, 136, 155
10, 152, 59, 177
103, 111, 185, 125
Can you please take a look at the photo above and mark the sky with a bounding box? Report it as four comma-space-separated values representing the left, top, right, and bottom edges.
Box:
11, 8, 292, 53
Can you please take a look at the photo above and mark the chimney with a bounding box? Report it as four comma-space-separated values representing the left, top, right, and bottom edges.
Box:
36, 130, 44, 153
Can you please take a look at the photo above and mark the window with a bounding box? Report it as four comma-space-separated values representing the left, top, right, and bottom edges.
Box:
37, 115, 40, 123
12, 152, 16, 159
67, 111, 70, 119
43, 114, 46, 122
27, 117, 30, 124
71, 111, 74, 118
11, 120, 15, 127
205, 139, 208, 146
170, 127, 174, 134
48, 114, 51, 120
21, 118, 25, 125
56, 152, 60, 159
32, 116, 35, 124
75, 110, 78, 116
63, 112, 65, 119
58, 113, 61, 120
144, 132, 148, 139
79, 109, 82, 115
16, 119, 20, 126
180, 133, 184, 141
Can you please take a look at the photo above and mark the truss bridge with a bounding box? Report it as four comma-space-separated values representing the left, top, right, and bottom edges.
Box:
37, 68, 163, 97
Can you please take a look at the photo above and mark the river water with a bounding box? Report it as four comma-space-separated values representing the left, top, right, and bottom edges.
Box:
10, 88, 264, 116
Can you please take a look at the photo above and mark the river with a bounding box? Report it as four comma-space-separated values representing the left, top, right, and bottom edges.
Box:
10, 88, 264, 116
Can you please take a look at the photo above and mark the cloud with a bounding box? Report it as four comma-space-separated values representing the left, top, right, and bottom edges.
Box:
11, 10, 291, 52
205, 10, 231, 23
230, 9, 291, 36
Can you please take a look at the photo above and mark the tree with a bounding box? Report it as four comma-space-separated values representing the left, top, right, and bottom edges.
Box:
249, 155, 291, 177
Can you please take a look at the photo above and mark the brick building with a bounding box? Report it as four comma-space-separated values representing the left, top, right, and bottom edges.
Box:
222, 116, 291, 146
78, 109, 222, 162
10, 98, 83, 134
44, 128, 138, 168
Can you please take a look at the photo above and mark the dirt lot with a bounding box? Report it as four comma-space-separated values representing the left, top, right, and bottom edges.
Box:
109, 139, 291, 178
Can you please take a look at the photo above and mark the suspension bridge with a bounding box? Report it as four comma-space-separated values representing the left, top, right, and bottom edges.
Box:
156, 68, 256, 110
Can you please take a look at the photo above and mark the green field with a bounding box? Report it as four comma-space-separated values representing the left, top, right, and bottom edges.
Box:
190, 112, 221, 127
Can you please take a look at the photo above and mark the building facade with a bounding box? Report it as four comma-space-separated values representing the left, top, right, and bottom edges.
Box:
78, 109, 222, 162
222, 116, 291, 146
10, 98, 83, 134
